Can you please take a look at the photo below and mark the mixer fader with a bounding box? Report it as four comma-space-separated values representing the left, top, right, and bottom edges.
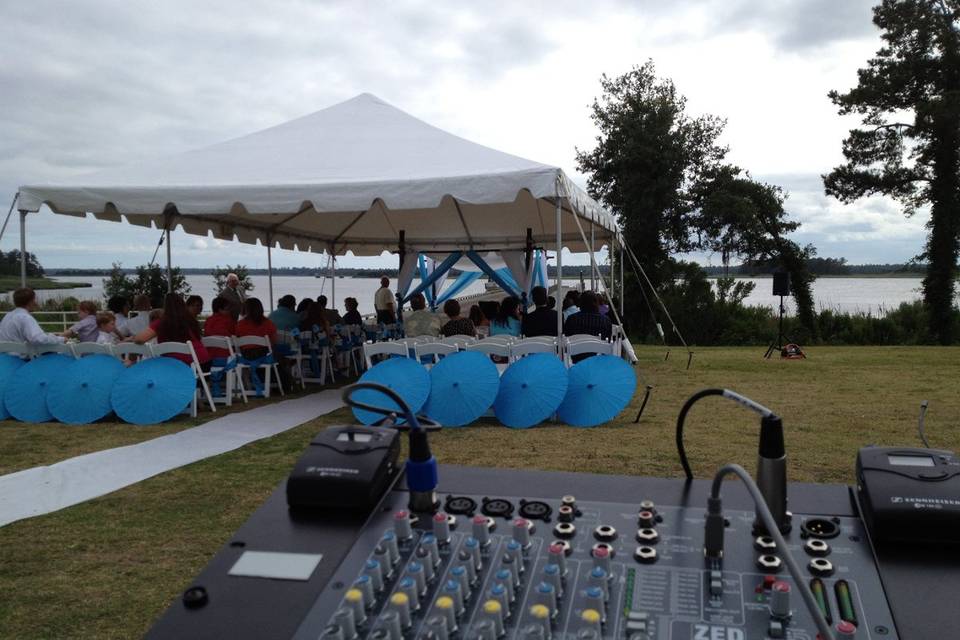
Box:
294, 491, 896, 640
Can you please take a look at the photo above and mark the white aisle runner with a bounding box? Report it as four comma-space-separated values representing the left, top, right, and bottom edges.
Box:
0, 390, 344, 528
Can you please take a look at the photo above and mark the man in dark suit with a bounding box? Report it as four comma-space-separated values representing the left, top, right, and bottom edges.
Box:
520, 286, 558, 337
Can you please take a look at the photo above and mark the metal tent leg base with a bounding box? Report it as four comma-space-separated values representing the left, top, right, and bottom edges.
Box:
633, 385, 654, 423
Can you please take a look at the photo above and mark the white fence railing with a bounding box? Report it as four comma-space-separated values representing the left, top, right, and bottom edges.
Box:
0, 311, 79, 332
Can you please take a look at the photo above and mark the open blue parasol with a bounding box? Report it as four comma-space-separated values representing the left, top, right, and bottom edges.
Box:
493, 353, 568, 429
422, 351, 499, 427
351, 357, 430, 425
558, 354, 636, 427
111, 357, 196, 425
3, 354, 74, 422
47, 354, 126, 424
0, 354, 26, 420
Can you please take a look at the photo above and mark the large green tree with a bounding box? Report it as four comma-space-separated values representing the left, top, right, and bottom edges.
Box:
103, 262, 191, 307
577, 61, 816, 335
824, 0, 960, 343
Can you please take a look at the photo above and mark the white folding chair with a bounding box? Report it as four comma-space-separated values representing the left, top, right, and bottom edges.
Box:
482, 335, 515, 344
465, 341, 512, 359
440, 335, 477, 350
233, 335, 285, 398
510, 340, 558, 360
564, 340, 614, 366
414, 342, 457, 366
30, 342, 76, 358
71, 343, 114, 357
149, 341, 217, 416
0, 341, 33, 359
300, 330, 337, 385
201, 336, 247, 405
363, 341, 410, 369
113, 342, 153, 363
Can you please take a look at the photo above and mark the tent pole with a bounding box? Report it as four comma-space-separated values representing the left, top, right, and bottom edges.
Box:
19, 210, 27, 287
165, 226, 172, 294
266, 234, 274, 311
619, 241, 625, 316
609, 234, 616, 299
330, 245, 336, 308
589, 222, 596, 290
555, 178, 564, 338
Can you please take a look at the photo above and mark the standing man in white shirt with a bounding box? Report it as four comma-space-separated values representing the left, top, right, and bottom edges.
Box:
0, 288, 66, 344
221, 273, 246, 321
374, 276, 396, 324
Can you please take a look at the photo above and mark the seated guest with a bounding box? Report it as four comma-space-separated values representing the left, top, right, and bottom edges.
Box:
520, 286, 558, 337
235, 298, 277, 357
0, 287, 66, 344
440, 299, 476, 337
126, 294, 153, 336
469, 305, 489, 329
130, 293, 211, 370
95, 312, 118, 345
186, 295, 204, 318
295, 298, 312, 322
404, 293, 439, 337
317, 295, 342, 325
490, 296, 522, 337
342, 297, 363, 326
562, 290, 581, 320
65, 300, 100, 342
203, 297, 236, 358
563, 291, 613, 362
107, 296, 132, 338
300, 301, 332, 338
269, 294, 300, 331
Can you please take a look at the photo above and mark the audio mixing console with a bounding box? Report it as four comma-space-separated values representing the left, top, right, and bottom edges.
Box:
148, 466, 957, 639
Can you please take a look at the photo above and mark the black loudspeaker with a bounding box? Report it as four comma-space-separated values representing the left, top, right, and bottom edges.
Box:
772, 271, 790, 297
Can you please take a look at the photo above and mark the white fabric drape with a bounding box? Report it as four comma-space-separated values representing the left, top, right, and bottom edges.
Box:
500, 250, 535, 299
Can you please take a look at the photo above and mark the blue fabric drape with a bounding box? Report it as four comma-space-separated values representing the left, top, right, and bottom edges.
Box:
237, 353, 276, 396
402, 251, 462, 303
209, 357, 238, 397
436, 271, 482, 304
495, 267, 521, 295
465, 251, 520, 298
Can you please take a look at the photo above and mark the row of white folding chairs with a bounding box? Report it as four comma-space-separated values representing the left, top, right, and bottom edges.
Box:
276, 330, 337, 389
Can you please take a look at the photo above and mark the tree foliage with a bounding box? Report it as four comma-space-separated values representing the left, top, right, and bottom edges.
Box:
103, 262, 191, 307
824, 0, 960, 343
577, 61, 816, 336
0, 250, 44, 277
211, 265, 254, 295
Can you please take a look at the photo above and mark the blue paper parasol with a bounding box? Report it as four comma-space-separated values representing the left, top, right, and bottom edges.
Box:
3, 354, 74, 422
558, 355, 636, 427
0, 354, 26, 420
422, 351, 499, 427
111, 357, 196, 425
351, 357, 430, 425
493, 353, 568, 429
47, 354, 126, 424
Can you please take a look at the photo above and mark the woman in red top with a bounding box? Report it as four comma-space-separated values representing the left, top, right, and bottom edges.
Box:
130, 293, 212, 371
203, 297, 236, 359
235, 298, 277, 358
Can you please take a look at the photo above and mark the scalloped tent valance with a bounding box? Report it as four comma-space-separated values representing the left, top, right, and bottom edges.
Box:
18, 93, 618, 256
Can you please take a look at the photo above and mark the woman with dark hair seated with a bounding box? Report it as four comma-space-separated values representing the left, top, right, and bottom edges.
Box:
342, 297, 363, 326
130, 293, 212, 371
440, 299, 476, 337
203, 297, 236, 359
185, 295, 204, 318
236, 298, 277, 359
490, 296, 521, 337
300, 301, 331, 338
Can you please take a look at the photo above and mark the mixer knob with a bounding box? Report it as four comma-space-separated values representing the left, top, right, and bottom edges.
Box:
500, 554, 521, 588
333, 607, 358, 640
443, 579, 466, 617
481, 599, 506, 637
389, 592, 413, 629
493, 568, 517, 601
421, 533, 441, 569
434, 596, 458, 633
770, 580, 791, 619
450, 565, 472, 599
473, 619, 498, 640
343, 588, 367, 625
380, 610, 403, 640
580, 608, 603, 638
637, 510, 656, 528
584, 587, 606, 622
489, 582, 512, 614
353, 574, 375, 607
512, 518, 533, 548
534, 582, 557, 617
393, 510, 413, 541
397, 576, 420, 611
433, 512, 452, 542
591, 545, 612, 574
364, 558, 385, 592
424, 615, 450, 640
322, 623, 344, 640
381, 530, 401, 566
373, 546, 392, 578
406, 561, 428, 595
458, 550, 478, 585
464, 537, 483, 572
505, 540, 525, 574
527, 604, 552, 640
547, 542, 568, 576
588, 566, 610, 601
472, 515, 493, 546
542, 563, 563, 598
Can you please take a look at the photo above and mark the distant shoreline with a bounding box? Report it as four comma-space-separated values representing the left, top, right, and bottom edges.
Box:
706, 273, 924, 279
0, 276, 91, 294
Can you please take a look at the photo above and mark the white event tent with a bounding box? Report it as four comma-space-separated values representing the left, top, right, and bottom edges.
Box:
15, 93, 623, 334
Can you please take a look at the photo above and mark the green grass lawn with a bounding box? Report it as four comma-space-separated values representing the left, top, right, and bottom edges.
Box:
1, 346, 958, 639
0, 276, 91, 293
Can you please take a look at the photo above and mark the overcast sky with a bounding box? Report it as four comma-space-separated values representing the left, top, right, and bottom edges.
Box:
0, 0, 922, 270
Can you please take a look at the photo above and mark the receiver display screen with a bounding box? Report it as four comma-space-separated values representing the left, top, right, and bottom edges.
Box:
888, 454, 936, 467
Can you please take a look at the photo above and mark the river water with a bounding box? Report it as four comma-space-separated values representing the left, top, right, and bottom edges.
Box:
13, 275, 927, 316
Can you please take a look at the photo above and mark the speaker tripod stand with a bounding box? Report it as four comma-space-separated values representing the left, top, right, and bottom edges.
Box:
764, 294, 790, 359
